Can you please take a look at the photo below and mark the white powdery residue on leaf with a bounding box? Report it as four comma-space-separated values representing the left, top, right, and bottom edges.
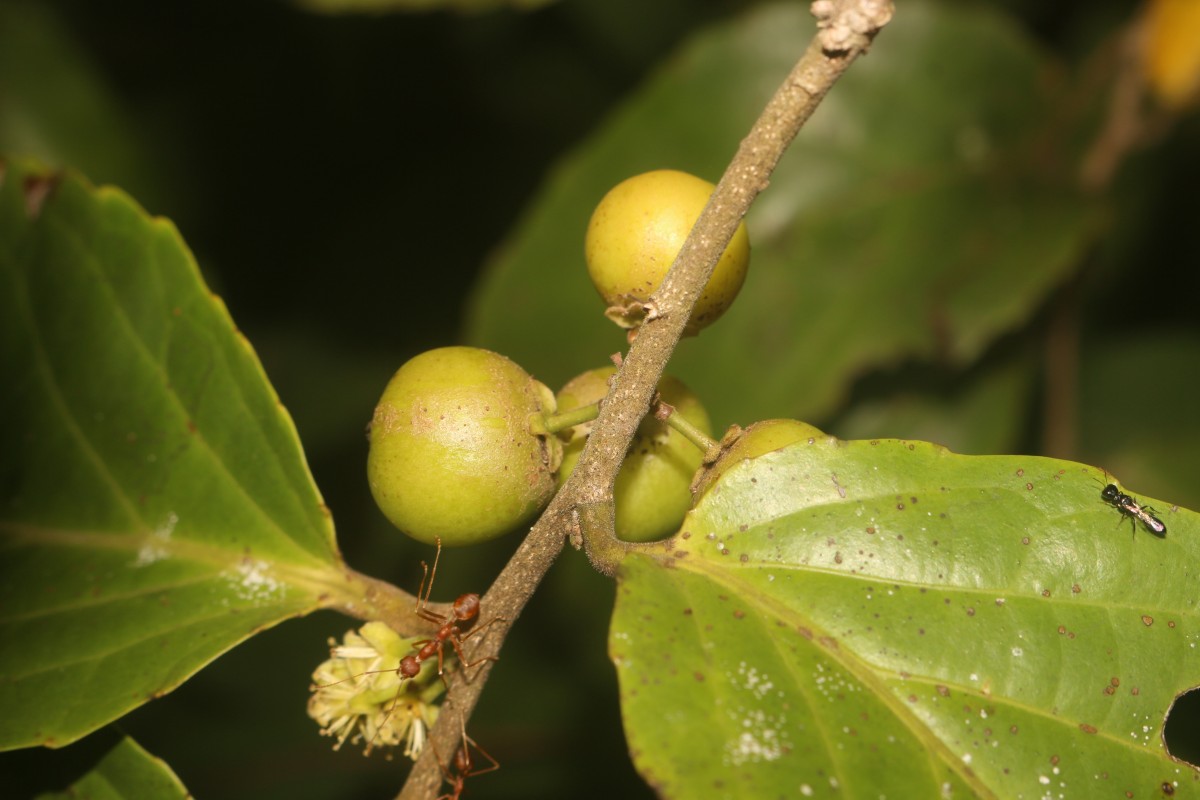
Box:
134, 512, 179, 566
736, 661, 775, 700
811, 662, 860, 701
723, 706, 788, 766
227, 557, 286, 602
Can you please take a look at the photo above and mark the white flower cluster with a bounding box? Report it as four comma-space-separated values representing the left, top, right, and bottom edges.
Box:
307, 621, 445, 758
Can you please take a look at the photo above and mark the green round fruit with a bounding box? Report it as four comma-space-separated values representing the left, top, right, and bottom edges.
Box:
691, 419, 826, 501
584, 169, 750, 335
556, 366, 712, 542
367, 346, 560, 546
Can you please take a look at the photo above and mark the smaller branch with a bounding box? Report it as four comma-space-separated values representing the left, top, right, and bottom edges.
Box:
326, 566, 447, 636
397, 2, 892, 797
396, 501, 572, 800
574, 0, 893, 574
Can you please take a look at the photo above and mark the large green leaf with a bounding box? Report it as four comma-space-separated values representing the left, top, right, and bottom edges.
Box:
35, 736, 189, 800
0, 161, 351, 749
468, 1, 1099, 427
612, 433, 1200, 797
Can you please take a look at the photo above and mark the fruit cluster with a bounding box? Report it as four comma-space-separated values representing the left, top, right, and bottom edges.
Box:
367, 169, 755, 546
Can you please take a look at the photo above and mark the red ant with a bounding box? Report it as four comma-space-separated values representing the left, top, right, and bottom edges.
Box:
434, 716, 500, 800
396, 537, 503, 688
312, 538, 500, 754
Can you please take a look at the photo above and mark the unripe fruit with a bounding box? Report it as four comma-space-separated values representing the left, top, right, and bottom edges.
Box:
556, 367, 712, 542
367, 347, 561, 546
691, 419, 825, 501
584, 169, 750, 335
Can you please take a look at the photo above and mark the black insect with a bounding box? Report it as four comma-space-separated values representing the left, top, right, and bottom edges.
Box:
1100, 482, 1167, 537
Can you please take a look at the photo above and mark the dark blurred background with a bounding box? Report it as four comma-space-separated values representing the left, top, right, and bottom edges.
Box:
1, 0, 1196, 797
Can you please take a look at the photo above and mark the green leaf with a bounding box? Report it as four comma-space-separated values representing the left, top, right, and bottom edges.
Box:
468, 1, 1100, 426
35, 736, 190, 800
611, 433, 1200, 798
831, 353, 1035, 456
0, 161, 350, 750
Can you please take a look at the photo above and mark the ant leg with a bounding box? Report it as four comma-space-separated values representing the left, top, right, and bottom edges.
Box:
435, 642, 453, 690
430, 729, 464, 800
414, 536, 444, 612
424, 536, 443, 607
414, 561, 431, 613
461, 732, 500, 777
447, 634, 500, 674
459, 615, 506, 644
417, 606, 450, 626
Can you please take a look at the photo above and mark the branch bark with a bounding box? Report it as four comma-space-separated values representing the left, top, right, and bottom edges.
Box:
398, 2, 892, 797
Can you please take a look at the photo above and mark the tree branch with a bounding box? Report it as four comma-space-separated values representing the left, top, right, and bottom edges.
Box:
398, 2, 892, 797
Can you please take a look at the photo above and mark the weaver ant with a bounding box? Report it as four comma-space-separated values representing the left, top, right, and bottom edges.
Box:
310, 537, 501, 755
397, 537, 503, 688
434, 716, 500, 800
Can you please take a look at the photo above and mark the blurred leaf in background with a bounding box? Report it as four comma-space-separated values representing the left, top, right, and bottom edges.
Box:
294, 0, 556, 13
469, 1, 1101, 431
36, 736, 190, 800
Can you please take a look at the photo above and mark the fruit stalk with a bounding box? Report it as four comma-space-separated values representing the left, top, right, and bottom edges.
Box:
662, 405, 718, 453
